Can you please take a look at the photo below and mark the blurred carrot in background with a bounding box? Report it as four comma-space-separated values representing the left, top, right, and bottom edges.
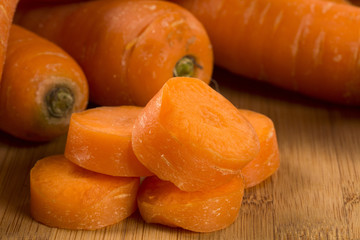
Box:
15, 0, 213, 106
172, 0, 360, 105
0, 0, 19, 83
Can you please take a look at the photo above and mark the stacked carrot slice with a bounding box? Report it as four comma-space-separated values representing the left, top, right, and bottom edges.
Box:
30, 77, 280, 232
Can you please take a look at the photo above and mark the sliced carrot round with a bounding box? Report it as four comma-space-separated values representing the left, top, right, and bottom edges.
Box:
64, 106, 153, 177
137, 175, 245, 232
132, 77, 260, 191
239, 110, 280, 188
30, 155, 139, 230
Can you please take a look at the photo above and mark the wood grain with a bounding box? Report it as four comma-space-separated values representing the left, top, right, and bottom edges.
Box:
1, 68, 359, 239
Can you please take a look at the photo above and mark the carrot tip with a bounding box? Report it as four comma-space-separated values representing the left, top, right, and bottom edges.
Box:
45, 85, 74, 118
173, 55, 196, 77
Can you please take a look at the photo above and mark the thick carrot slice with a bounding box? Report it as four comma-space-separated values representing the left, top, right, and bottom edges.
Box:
0, 25, 88, 141
30, 155, 139, 230
172, 0, 360, 105
15, 0, 213, 106
0, 0, 19, 83
132, 77, 260, 192
137, 175, 244, 232
239, 110, 280, 188
64, 106, 153, 177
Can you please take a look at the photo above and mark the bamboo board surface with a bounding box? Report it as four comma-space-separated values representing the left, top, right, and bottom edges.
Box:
1, 68, 360, 239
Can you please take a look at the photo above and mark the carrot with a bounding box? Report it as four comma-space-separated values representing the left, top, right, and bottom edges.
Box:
15, 0, 213, 106
0, 0, 19, 83
132, 77, 260, 192
137, 175, 244, 232
0, 24, 88, 141
64, 106, 153, 177
239, 110, 280, 188
30, 155, 140, 230
172, 0, 360, 105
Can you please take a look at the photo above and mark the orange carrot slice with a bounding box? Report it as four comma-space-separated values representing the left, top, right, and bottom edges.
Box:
132, 77, 260, 192
64, 106, 153, 177
0, 24, 88, 141
137, 175, 245, 233
15, 0, 213, 106
239, 110, 280, 188
30, 155, 139, 230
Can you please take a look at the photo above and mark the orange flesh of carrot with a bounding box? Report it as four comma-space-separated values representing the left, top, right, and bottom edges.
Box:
132, 77, 260, 192
239, 109, 280, 188
0, 0, 18, 82
0, 24, 88, 141
30, 155, 140, 230
64, 106, 153, 177
172, 0, 360, 105
15, 0, 213, 106
137, 175, 244, 232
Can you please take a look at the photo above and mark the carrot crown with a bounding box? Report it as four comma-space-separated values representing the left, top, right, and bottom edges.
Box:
173, 55, 198, 78
45, 85, 74, 118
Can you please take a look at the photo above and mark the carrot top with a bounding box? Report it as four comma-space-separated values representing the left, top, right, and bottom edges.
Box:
45, 85, 74, 118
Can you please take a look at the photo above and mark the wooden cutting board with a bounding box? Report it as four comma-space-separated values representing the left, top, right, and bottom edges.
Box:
1, 68, 359, 239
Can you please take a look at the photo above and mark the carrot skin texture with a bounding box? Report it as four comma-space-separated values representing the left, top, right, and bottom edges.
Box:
0, 25, 88, 141
65, 106, 153, 177
15, 0, 213, 106
173, 0, 360, 105
30, 155, 140, 230
132, 77, 260, 192
0, 0, 19, 83
137, 175, 245, 233
239, 110, 280, 188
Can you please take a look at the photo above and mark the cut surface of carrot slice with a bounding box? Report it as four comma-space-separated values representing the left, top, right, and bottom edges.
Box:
30, 155, 140, 230
239, 109, 280, 188
137, 175, 245, 232
65, 106, 153, 177
132, 77, 260, 191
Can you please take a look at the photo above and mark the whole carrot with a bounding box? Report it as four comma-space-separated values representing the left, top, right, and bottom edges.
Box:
172, 0, 360, 105
15, 0, 213, 106
0, 0, 19, 83
0, 25, 88, 141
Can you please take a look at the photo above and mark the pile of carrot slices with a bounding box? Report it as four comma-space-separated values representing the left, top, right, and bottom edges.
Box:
30, 77, 280, 232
